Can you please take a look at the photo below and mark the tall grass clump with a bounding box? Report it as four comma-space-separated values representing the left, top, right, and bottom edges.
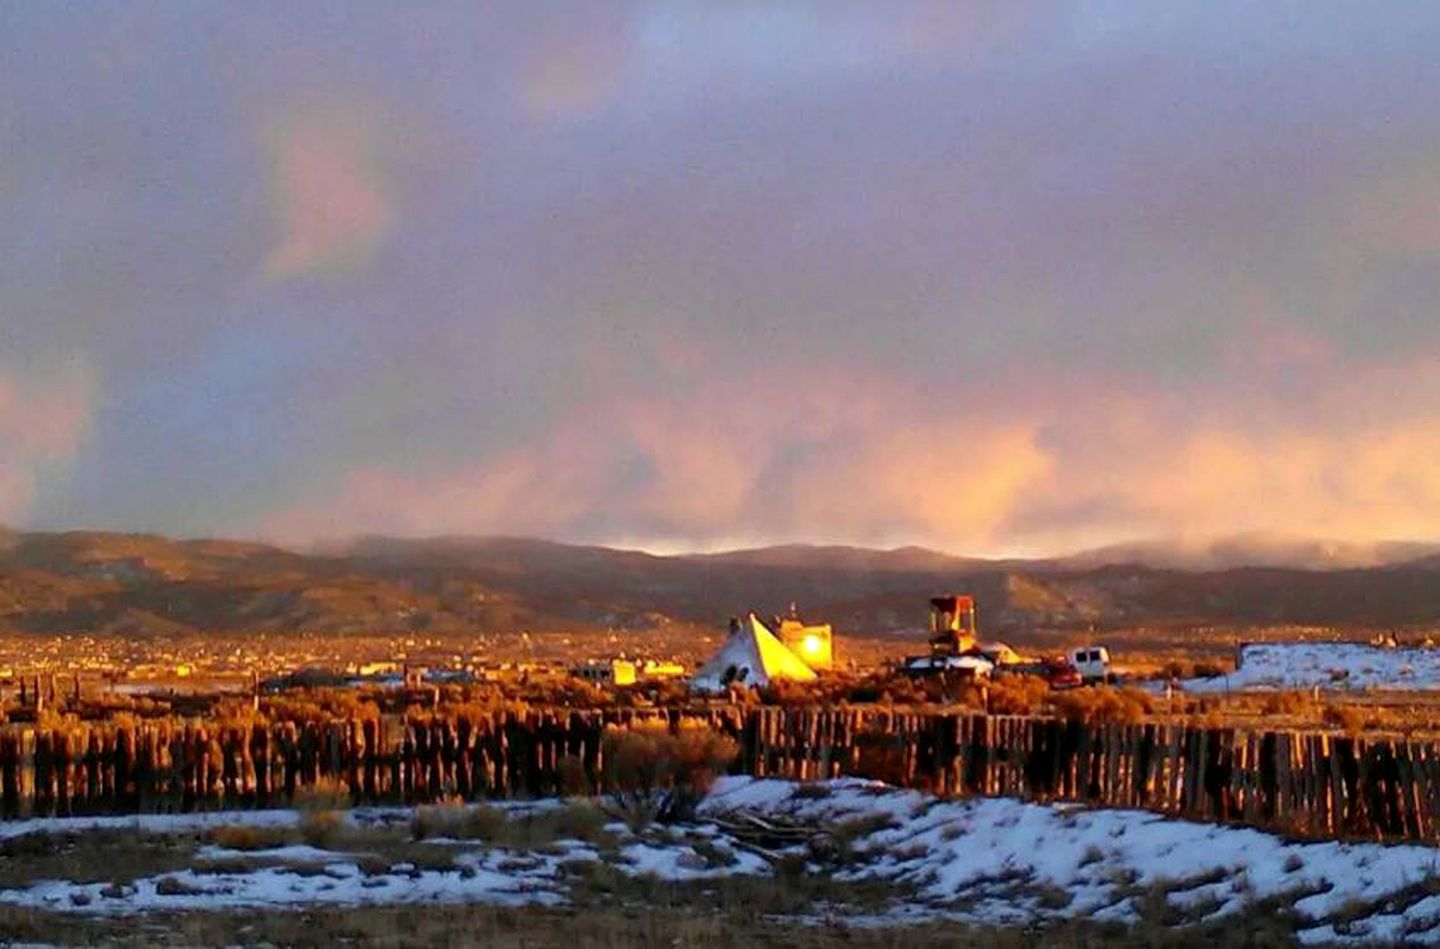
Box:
600, 721, 738, 827
294, 776, 350, 849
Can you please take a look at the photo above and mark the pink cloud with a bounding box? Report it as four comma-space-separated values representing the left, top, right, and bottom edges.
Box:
506, 8, 633, 120
263, 104, 393, 277
0, 367, 93, 522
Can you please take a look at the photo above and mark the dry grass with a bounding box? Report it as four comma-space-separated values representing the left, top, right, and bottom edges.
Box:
985, 675, 1054, 715
292, 775, 351, 811
0, 901, 1050, 948
207, 824, 294, 851
0, 829, 201, 889
297, 809, 345, 848
409, 800, 615, 849
1053, 686, 1154, 725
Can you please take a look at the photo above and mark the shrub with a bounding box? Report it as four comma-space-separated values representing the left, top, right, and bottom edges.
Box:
540, 800, 611, 844
1323, 704, 1365, 733
1261, 691, 1314, 717
793, 783, 833, 800
154, 875, 204, 896
412, 802, 508, 842
1034, 883, 1074, 910
1054, 686, 1152, 725
986, 675, 1051, 715
208, 824, 293, 851
413, 802, 477, 841
293, 776, 351, 812
556, 754, 592, 797
298, 809, 345, 849
600, 721, 738, 825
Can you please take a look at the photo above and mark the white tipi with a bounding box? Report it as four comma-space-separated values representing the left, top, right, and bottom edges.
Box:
690, 613, 819, 692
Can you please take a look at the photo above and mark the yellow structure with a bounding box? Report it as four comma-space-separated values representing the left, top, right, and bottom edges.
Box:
776, 617, 834, 671
691, 614, 818, 691
573, 659, 636, 685
929, 595, 978, 656
572, 658, 686, 686
637, 659, 687, 680
983, 642, 1026, 665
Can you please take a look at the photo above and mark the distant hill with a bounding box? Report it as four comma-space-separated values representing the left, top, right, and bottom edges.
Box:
0, 529, 1437, 638
680, 544, 990, 573
1058, 531, 1440, 572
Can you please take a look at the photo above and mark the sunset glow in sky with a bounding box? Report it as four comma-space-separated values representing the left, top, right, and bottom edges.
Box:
4, 3, 1440, 555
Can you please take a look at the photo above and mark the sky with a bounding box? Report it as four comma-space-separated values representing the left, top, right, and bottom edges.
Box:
4, 2, 1440, 556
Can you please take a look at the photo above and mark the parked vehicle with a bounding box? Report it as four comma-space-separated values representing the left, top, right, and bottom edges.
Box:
1041, 656, 1084, 689
901, 654, 994, 679
1069, 646, 1113, 684
994, 655, 1083, 689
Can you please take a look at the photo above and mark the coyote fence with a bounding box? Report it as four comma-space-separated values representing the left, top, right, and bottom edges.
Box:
0, 706, 1435, 843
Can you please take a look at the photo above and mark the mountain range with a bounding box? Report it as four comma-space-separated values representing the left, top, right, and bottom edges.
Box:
0, 529, 1439, 639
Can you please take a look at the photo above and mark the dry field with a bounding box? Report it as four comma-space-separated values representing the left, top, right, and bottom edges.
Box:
0, 776, 1431, 947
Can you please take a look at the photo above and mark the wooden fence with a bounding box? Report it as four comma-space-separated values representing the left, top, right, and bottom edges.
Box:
2, 707, 1436, 843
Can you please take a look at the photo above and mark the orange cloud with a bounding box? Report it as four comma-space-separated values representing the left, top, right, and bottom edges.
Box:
263, 104, 393, 277
262, 367, 1052, 548
263, 350, 1440, 554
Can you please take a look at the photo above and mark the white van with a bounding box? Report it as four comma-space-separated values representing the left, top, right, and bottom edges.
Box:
1070, 646, 1112, 684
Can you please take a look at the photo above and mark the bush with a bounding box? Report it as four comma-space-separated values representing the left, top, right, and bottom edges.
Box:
541, 800, 611, 843
600, 721, 738, 826
412, 802, 507, 842
1323, 704, 1365, 733
208, 824, 293, 851
298, 809, 345, 849
293, 776, 351, 811
556, 754, 592, 797
793, 783, 833, 800
154, 875, 204, 896
985, 675, 1051, 715
1261, 691, 1314, 717
1054, 686, 1152, 725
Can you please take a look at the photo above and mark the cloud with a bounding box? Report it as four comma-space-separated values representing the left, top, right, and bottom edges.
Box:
0, 367, 93, 523
262, 103, 394, 277
261, 365, 1051, 550
13, 4, 1440, 548
518, 33, 629, 119
263, 346, 1440, 555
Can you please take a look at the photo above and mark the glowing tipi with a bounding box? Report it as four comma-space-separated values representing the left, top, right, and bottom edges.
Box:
690, 613, 819, 692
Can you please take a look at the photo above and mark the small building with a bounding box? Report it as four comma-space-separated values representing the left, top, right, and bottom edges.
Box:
636, 659, 687, 680
572, 658, 687, 686
775, 616, 834, 671
572, 659, 638, 686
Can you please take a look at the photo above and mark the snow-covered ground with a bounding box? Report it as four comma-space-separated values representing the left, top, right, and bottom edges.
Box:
1184, 641, 1440, 692
1, 779, 1438, 944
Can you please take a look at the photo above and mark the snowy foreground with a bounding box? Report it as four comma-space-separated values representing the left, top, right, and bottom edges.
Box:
3, 779, 1440, 945
1185, 641, 1440, 693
